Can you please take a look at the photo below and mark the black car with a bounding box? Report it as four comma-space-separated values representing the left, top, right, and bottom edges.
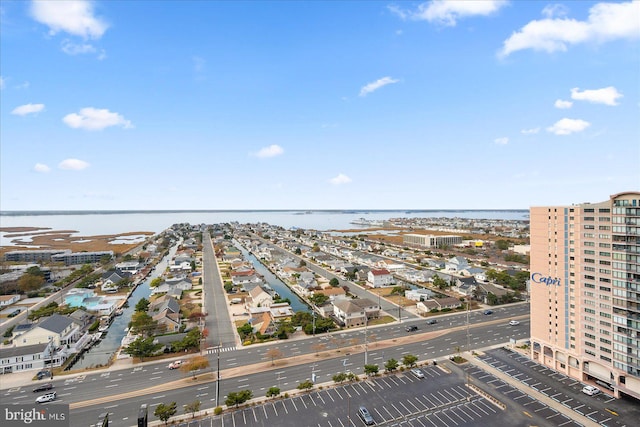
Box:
483, 310, 493, 315
405, 325, 418, 332
36, 370, 52, 380
426, 319, 437, 325
33, 383, 54, 393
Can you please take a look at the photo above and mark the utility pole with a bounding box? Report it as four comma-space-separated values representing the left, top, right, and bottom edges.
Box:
466, 296, 471, 401
215, 342, 220, 407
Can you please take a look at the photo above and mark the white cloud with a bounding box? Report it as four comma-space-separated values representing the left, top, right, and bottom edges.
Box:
30, 0, 108, 39
11, 103, 45, 116
499, 1, 640, 57
0, 76, 4, 90
15, 81, 30, 90
63, 107, 133, 130
61, 39, 96, 55
554, 99, 573, 109
58, 158, 90, 170
390, 0, 508, 26
252, 144, 284, 158
547, 118, 591, 135
570, 86, 623, 106
542, 4, 569, 19
494, 137, 509, 145
359, 76, 398, 96
329, 173, 352, 185
521, 127, 540, 135
34, 163, 51, 173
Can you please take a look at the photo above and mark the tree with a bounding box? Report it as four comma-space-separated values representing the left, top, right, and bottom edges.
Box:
181, 355, 209, 379
297, 380, 314, 391
264, 348, 284, 366
225, 390, 253, 408
237, 323, 253, 340
154, 402, 177, 425
402, 354, 418, 368
183, 400, 201, 418
123, 336, 162, 361
298, 260, 307, 267
18, 273, 45, 292
135, 297, 150, 312
364, 364, 379, 376
294, 248, 302, 255
332, 372, 348, 383
432, 275, 447, 290
309, 293, 329, 306
129, 312, 158, 337
384, 358, 399, 373
150, 277, 163, 288
329, 277, 340, 287
266, 387, 280, 398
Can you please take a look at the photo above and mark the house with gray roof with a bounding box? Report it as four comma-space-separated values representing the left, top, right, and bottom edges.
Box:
0, 342, 53, 374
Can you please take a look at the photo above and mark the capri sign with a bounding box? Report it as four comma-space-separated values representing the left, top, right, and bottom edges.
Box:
531, 273, 561, 286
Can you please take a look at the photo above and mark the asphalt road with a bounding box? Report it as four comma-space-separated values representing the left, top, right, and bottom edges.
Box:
4, 306, 530, 426
202, 233, 236, 349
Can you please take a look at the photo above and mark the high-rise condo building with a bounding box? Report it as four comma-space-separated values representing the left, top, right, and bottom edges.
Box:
530, 191, 640, 401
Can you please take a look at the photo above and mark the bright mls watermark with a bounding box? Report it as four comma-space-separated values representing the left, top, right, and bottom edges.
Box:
1, 404, 68, 426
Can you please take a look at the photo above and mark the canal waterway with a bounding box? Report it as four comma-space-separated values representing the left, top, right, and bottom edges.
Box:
70, 244, 179, 369
235, 243, 310, 313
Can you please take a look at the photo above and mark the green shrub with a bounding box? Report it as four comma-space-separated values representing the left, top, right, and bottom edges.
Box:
214, 407, 222, 416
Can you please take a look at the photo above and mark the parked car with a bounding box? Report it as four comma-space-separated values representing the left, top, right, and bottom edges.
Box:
36, 370, 52, 380
405, 325, 418, 332
582, 385, 601, 396
35, 392, 56, 403
411, 368, 425, 379
357, 406, 375, 425
508, 320, 520, 326
426, 319, 437, 325
33, 383, 54, 393
483, 310, 493, 315
168, 360, 182, 370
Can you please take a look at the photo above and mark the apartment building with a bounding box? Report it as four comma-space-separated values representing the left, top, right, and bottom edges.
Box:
530, 191, 639, 401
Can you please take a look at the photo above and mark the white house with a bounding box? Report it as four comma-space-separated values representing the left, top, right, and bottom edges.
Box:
0, 294, 20, 307
0, 342, 53, 374
366, 269, 394, 288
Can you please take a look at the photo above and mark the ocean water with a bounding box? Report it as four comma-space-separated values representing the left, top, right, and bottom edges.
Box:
0, 210, 528, 247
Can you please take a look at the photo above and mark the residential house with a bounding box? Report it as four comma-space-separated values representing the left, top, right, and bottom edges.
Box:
475, 282, 510, 304
152, 310, 181, 333
68, 309, 94, 329
297, 271, 317, 289
367, 269, 394, 288
405, 288, 435, 302
269, 303, 294, 322
350, 298, 380, 319
446, 256, 470, 272
14, 314, 81, 348
247, 286, 273, 309
151, 278, 193, 295
0, 294, 20, 307
149, 295, 180, 315
453, 276, 478, 296
0, 342, 53, 374
332, 299, 367, 328
416, 297, 462, 314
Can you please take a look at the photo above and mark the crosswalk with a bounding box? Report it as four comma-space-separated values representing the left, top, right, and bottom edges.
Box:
204, 346, 237, 354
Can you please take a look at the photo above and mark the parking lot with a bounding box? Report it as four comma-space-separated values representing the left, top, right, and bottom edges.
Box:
474, 347, 640, 427
164, 364, 547, 427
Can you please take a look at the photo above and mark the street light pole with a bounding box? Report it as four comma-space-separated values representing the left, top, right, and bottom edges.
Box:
364, 314, 368, 366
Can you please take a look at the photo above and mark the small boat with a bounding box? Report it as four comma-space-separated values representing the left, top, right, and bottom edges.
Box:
115, 308, 124, 316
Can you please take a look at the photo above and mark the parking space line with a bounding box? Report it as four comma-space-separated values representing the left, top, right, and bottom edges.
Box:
325, 390, 335, 403
381, 405, 395, 421
405, 399, 420, 413
413, 396, 428, 410
270, 402, 278, 417
471, 400, 491, 416
390, 402, 404, 417
440, 409, 459, 425
290, 398, 298, 411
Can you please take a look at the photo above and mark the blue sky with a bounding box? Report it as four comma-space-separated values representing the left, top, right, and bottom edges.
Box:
1, 0, 638, 211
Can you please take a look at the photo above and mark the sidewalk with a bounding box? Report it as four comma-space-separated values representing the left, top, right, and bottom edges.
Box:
464, 350, 600, 427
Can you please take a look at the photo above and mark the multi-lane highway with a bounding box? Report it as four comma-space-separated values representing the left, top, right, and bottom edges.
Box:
3, 304, 530, 426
